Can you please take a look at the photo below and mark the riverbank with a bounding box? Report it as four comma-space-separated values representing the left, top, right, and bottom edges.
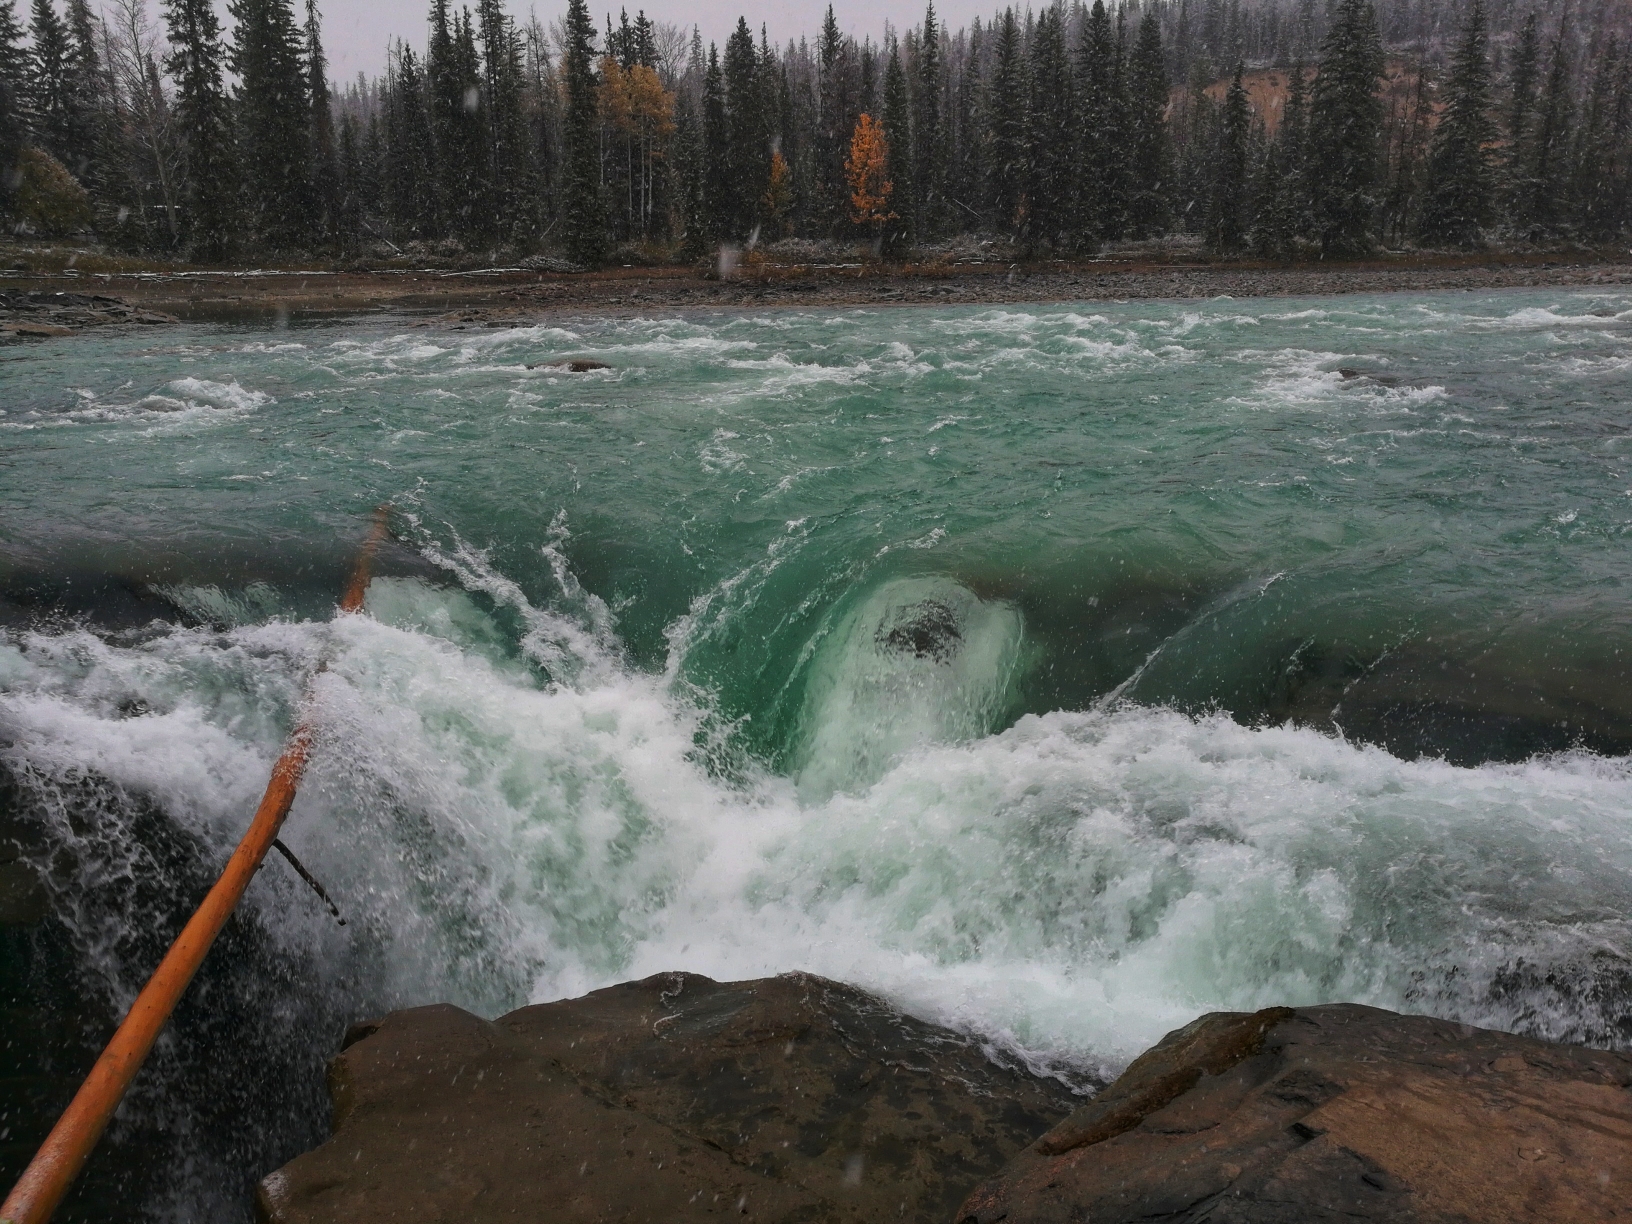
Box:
3, 251, 1630, 326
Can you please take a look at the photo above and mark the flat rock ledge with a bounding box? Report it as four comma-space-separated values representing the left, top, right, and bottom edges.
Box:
959, 1002, 1632, 1224
0, 290, 177, 337
258, 980, 1632, 1224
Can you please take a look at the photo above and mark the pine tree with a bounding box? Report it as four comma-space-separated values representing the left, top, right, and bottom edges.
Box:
560, 0, 602, 263
306, 0, 339, 249
1520, 23, 1571, 238
59, 0, 103, 184
478, 0, 528, 241
230, 0, 313, 248
673, 81, 706, 253
723, 17, 765, 240
816, 6, 849, 232
336, 110, 362, 251
987, 7, 1026, 236
426, 0, 486, 243
947, 20, 982, 226
915, 2, 943, 238
0, 0, 28, 224
701, 43, 731, 244
26, 0, 72, 162
1025, 5, 1071, 249
1572, 40, 1625, 241
1205, 64, 1250, 251
1501, 10, 1539, 225
1416, 0, 1493, 248
385, 43, 437, 237
1125, 12, 1169, 237
1277, 63, 1309, 242
1307, 0, 1383, 257
165, 0, 239, 258
881, 33, 912, 248
1077, 0, 1127, 245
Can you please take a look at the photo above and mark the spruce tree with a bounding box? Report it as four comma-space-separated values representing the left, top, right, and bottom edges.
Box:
230, 0, 314, 249
816, 6, 849, 232
986, 7, 1026, 236
701, 43, 731, 244
673, 82, 706, 254
1572, 41, 1629, 241
306, 0, 339, 249
1025, 5, 1071, 249
1307, 0, 1383, 257
1519, 24, 1571, 238
478, 0, 528, 241
165, 0, 239, 258
59, 0, 103, 184
1277, 64, 1309, 242
336, 110, 362, 251
1205, 64, 1249, 251
559, 0, 602, 263
881, 34, 912, 248
385, 43, 438, 237
0, 0, 27, 224
1416, 0, 1493, 248
1501, 11, 1539, 225
425, 0, 485, 242
1076, 0, 1126, 245
723, 17, 764, 240
1125, 12, 1169, 237
947, 20, 982, 226
915, 3, 943, 238
26, 0, 73, 162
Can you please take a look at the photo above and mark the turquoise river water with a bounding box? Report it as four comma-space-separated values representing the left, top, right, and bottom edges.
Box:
3, 289, 1632, 1219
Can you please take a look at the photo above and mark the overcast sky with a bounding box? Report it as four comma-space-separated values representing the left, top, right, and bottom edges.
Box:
313, 0, 998, 81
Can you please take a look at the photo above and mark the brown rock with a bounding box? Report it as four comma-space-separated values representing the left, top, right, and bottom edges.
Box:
257, 971, 1084, 1224
957, 1003, 1632, 1224
526, 358, 613, 372
4, 321, 75, 337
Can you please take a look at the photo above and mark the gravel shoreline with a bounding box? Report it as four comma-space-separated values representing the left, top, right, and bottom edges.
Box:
3, 256, 1630, 330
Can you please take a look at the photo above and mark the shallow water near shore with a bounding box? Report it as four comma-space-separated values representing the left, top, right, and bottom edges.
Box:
4, 288, 1632, 1219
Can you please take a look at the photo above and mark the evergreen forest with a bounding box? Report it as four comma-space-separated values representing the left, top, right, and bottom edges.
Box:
1, 0, 1629, 264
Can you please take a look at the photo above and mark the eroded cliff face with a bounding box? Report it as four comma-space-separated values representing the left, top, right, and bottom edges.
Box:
959, 1003, 1632, 1224
257, 971, 1087, 1224
258, 979, 1632, 1224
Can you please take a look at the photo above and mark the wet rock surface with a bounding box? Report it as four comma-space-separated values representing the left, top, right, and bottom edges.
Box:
958, 1003, 1632, 1224
0, 290, 177, 337
258, 971, 1086, 1224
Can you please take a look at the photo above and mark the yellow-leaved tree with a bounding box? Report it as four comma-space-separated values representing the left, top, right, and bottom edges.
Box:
598, 58, 676, 240
762, 151, 792, 238
845, 114, 895, 237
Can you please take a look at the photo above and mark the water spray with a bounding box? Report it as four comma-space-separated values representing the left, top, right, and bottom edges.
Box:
0, 508, 390, 1224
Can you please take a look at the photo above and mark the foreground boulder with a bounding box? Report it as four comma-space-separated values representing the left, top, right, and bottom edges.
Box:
258, 971, 1084, 1223
958, 1003, 1632, 1224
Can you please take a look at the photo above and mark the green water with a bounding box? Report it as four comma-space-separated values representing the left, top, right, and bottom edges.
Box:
3, 290, 1632, 1219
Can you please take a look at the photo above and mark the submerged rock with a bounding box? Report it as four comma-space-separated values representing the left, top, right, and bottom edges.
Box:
957, 1003, 1632, 1224
258, 971, 1084, 1224
877, 598, 964, 664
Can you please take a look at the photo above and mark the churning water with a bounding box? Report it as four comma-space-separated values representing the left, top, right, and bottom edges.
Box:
4, 291, 1632, 1219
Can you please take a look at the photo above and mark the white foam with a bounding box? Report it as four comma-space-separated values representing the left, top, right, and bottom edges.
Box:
6, 573, 1632, 1072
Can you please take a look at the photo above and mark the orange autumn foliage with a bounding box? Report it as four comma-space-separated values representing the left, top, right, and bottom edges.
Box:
845, 113, 895, 231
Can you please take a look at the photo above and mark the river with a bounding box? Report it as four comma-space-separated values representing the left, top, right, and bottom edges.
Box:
3, 290, 1632, 1219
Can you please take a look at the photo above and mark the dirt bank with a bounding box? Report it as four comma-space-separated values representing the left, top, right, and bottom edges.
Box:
3, 252, 1630, 327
